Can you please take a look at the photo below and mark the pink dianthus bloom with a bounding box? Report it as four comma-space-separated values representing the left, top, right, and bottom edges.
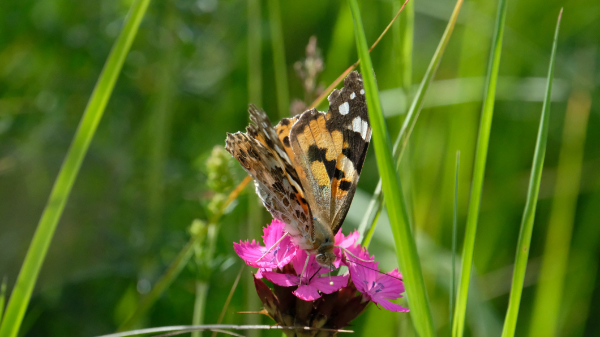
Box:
263, 249, 348, 301
233, 219, 408, 313
348, 248, 409, 312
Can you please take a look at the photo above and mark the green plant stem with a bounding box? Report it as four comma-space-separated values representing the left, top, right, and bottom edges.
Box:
0, 1, 151, 336
452, 0, 508, 335
501, 10, 562, 337
348, 1, 435, 336
267, 0, 290, 118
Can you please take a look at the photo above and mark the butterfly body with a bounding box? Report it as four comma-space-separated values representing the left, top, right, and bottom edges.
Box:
226, 71, 371, 268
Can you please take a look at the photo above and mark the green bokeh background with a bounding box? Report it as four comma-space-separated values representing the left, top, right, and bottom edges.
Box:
1, 0, 599, 336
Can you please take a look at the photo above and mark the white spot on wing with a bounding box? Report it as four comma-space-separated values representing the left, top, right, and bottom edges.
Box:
339, 102, 350, 115
360, 89, 365, 95
350, 92, 356, 99
352, 117, 362, 133
361, 120, 369, 139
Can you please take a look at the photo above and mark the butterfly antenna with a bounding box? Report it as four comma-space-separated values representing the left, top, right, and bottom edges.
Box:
329, 263, 334, 285
343, 257, 404, 282
255, 232, 289, 263
334, 245, 375, 263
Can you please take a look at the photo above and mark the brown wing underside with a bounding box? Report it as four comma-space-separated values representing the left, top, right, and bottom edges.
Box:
225, 107, 312, 242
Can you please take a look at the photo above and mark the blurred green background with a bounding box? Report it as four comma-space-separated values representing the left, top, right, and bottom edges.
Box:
1, 0, 599, 336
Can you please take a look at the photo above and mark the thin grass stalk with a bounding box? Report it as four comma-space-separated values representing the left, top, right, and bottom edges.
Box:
357, 0, 464, 242
500, 10, 562, 337
393, 0, 414, 90
347, 1, 435, 335
267, 0, 290, 118
528, 29, 593, 337
452, 0, 509, 335
0, 1, 151, 336
450, 151, 460, 331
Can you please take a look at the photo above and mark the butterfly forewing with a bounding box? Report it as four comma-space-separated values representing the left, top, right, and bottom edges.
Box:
289, 71, 371, 234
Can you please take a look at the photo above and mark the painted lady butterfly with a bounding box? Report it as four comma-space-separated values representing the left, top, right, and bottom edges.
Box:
225, 71, 371, 268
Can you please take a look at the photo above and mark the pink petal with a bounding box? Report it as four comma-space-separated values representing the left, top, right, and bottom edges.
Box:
335, 230, 360, 248
310, 275, 348, 294
374, 298, 410, 312
233, 240, 277, 268
374, 270, 405, 299
263, 272, 299, 287
262, 220, 286, 247
294, 285, 322, 301
348, 249, 379, 293
255, 268, 270, 279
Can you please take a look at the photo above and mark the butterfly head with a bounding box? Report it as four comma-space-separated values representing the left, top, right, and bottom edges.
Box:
313, 218, 336, 268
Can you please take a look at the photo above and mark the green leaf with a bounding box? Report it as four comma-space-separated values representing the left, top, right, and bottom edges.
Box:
347, 1, 436, 336
0, 1, 151, 336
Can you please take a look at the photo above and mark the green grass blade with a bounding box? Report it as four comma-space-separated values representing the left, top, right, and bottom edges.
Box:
528, 15, 593, 337
357, 0, 464, 242
0, 1, 151, 336
450, 151, 460, 331
267, 0, 290, 118
452, 0, 508, 335
347, 1, 435, 336
501, 10, 562, 337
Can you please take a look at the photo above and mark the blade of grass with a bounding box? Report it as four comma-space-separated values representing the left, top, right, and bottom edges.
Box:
450, 151, 460, 332
347, 1, 435, 336
267, 0, 290, 118
357, 0, 464, 243
0, 1, 151, 336
452, 0, 509, 335
501, 10, 562, 337
528, 31, 593, 337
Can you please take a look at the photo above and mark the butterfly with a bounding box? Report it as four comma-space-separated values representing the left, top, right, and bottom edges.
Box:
225, 71, 371, 268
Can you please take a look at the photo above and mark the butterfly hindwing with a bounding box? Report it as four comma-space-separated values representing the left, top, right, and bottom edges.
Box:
225, 107, 313, 245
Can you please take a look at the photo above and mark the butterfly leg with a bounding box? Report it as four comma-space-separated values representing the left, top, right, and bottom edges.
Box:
255, 232, 290, 264
298, 254, 311, 285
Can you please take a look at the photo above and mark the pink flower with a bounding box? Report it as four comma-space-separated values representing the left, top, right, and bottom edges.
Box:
348, 249, 409, 312
263, 250, 348, 301
233, 220, 296, 275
